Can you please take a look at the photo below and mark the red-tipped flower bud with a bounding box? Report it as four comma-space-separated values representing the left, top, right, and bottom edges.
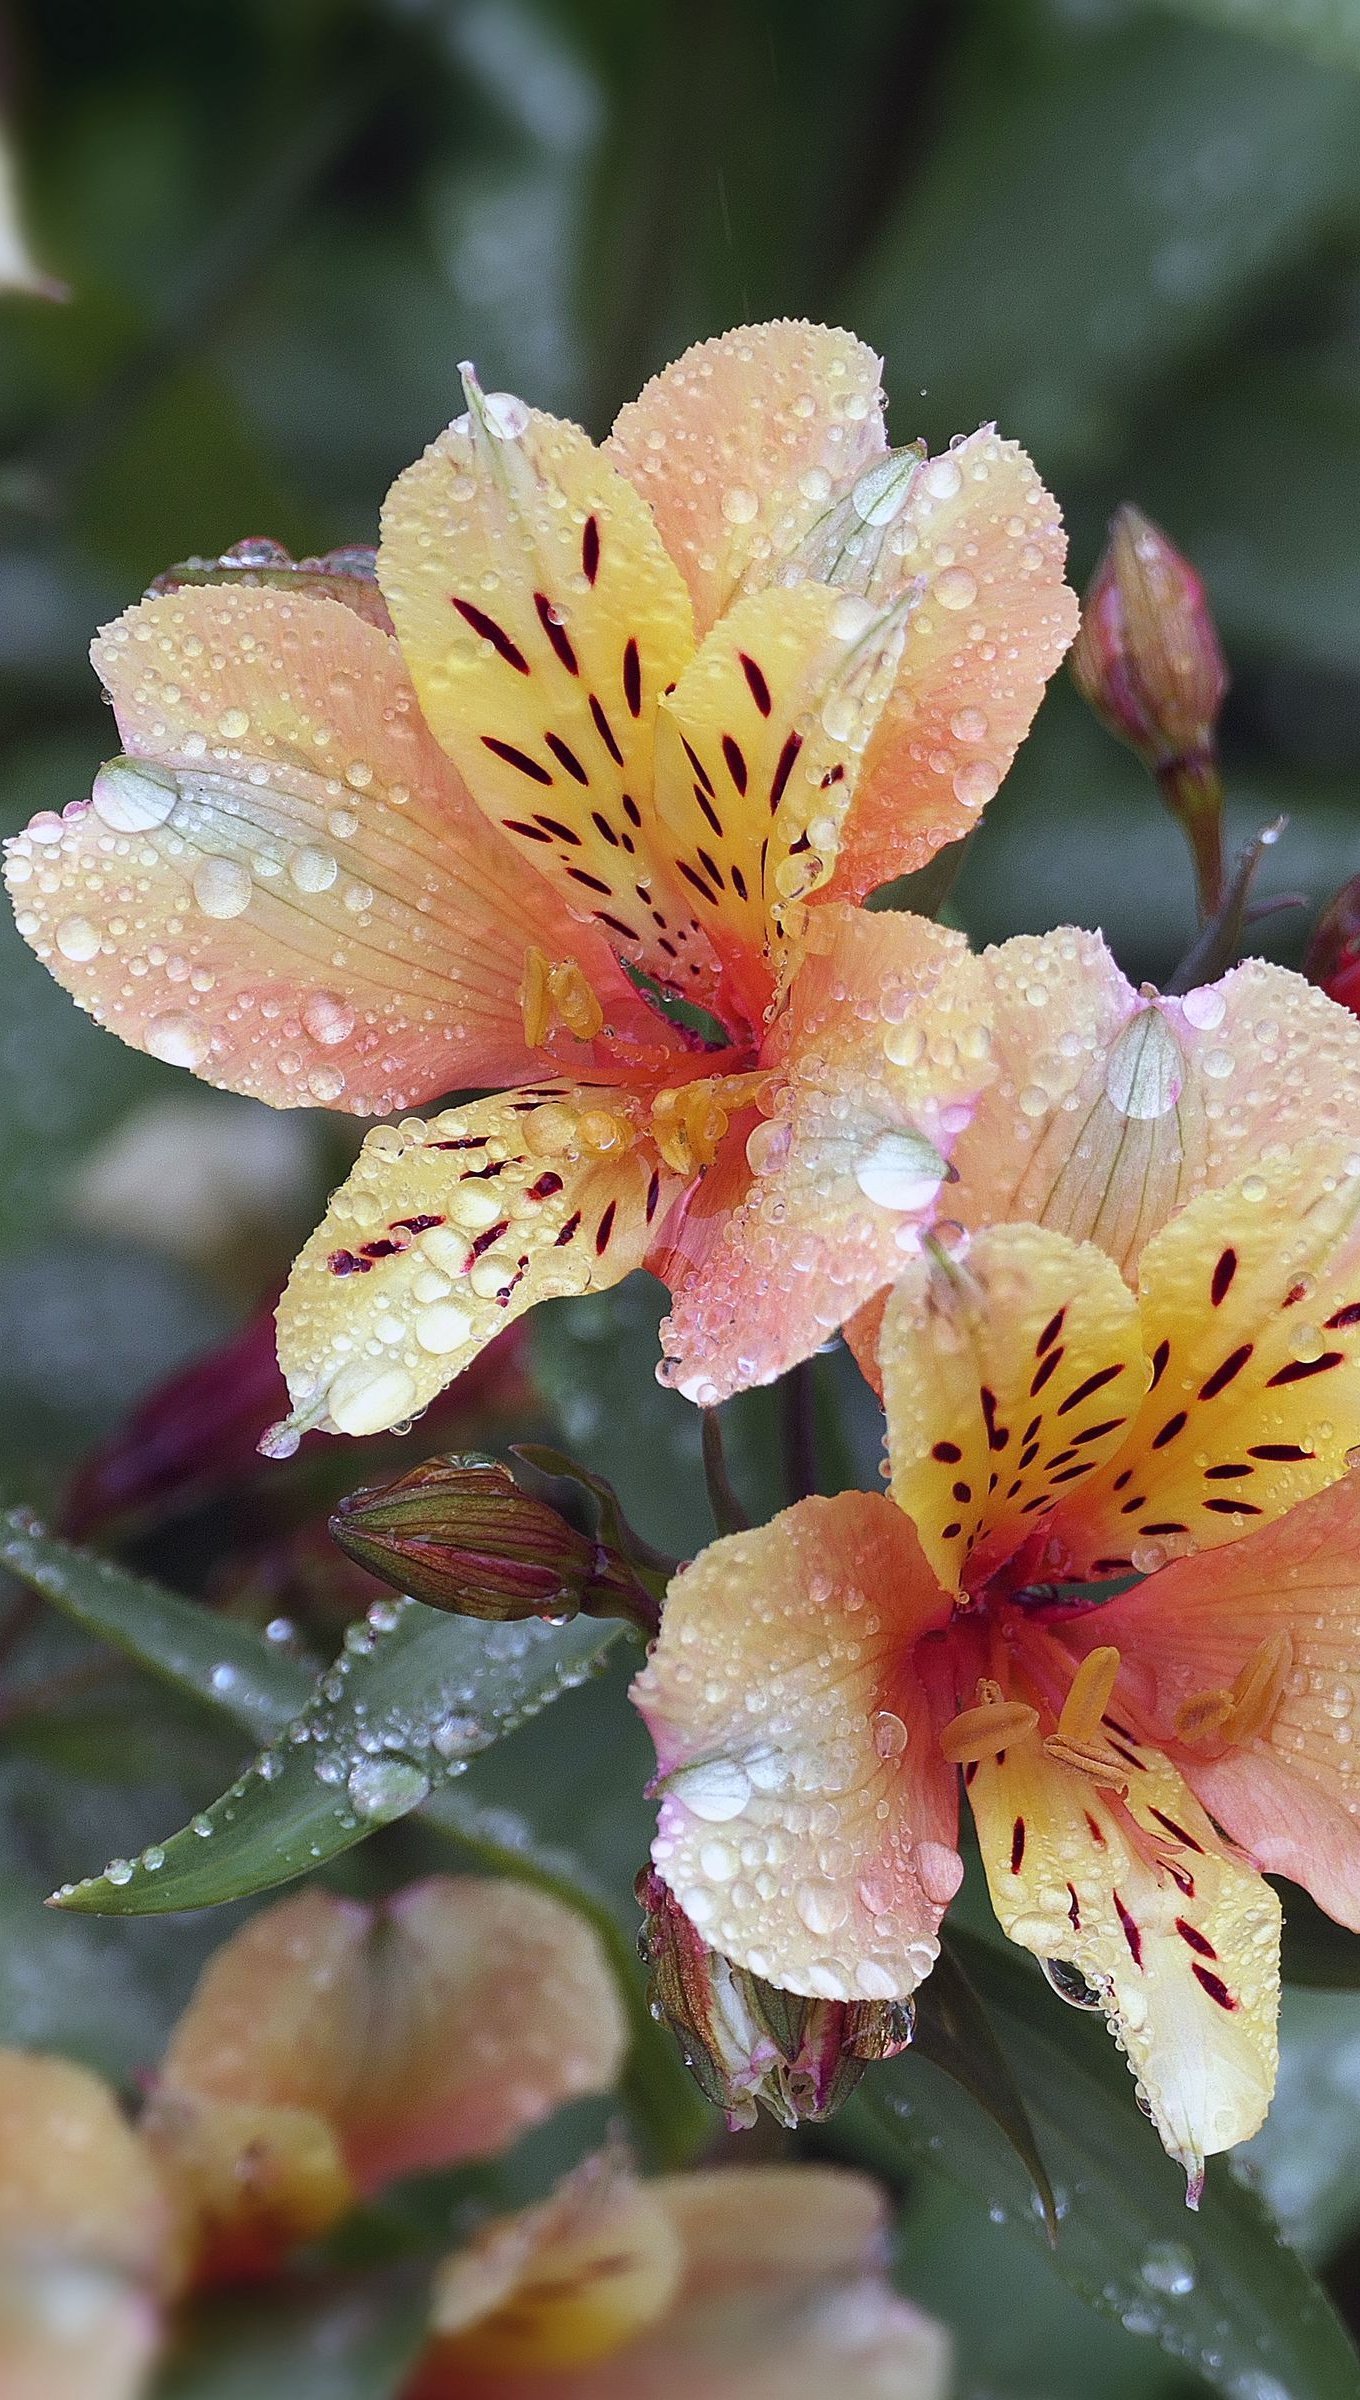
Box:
1307, 875, 1360, 1018
331, 1454, 662, 1633
635, 1869, 912, 2131
1071, 504, 1228, 915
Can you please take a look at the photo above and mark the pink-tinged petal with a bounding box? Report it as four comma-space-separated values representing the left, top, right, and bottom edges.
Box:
946, 939, 1360, 1279
828, 429, 1079, 900
412, 2162, 950, 2400
633, 1493, 958, 2003
880, 1223, 1146, 1594
0, 2050, 173, 2400
274, 1083, 685, 1442
3, 587, 666, 1113
966, 1712, 1280, 2194
657, 906, 993, 1404
1040, 1145, 1360, 1582
1078, 1475, 1360, 1930
377, 382, 724, 1009
606, 322, 887, 636
153, 1880, 627, 2200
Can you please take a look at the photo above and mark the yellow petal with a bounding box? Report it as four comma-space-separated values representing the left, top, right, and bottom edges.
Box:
274, 1083, 683, 1443
653, 583, 915, 1021
605, 322, 887, 635
155, 1879, 627, 2198
1045, 1146, 1360, 1579
421, 2157, 681, 2375
139, 2094, 352, 2285
657, 904, 994, 1405
0, 2050, 173, 2400
881, 1222, 1147, 1593
1082, 1473, 1360, 1932
377, 383, 721, 1007
828, 428, 1079, 900
2, 587, 665, 1114
633, 1493, 958, 2003
966, 1711, 1279, 2192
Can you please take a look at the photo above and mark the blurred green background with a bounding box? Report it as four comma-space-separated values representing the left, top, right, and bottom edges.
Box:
4, 2, 1360, 2395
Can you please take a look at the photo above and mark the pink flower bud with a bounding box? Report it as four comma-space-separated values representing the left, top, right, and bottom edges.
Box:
1307, 874, 1360, 1018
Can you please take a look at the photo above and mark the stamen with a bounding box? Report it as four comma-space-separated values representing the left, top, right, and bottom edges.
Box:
1174, 1689, 1234, 1746
1223, 1630, 1294, 1747
939, 1691, 1040, 1767
1057, 1645, 1122, 1746
520, 946, 605, 1048
1041, 1732, 1130, 1793
651, 1083, 732, 1177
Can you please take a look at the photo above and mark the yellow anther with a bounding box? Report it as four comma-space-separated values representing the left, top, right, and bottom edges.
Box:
577, 1108, 632, 1155
1174, 1689, 1234, 1747
939, 1698, 1040, 1767
1224, 1630, 1294, 1747
1057, 1646, 1122, 1747
520, 948, 605, 1050
650, 1082, 731, 1177
1042, 1732, 1129, 1794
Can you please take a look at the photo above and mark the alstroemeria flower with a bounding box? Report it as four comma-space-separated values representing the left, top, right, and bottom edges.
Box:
635, 937, 1360, 2194
4, 322, 1075, 1441
406, 2153, 950, 2400
0, 1873, 626, 2399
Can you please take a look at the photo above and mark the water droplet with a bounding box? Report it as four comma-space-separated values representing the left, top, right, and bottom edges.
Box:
91, 760, 177, 832
721, 484, 759, 526
217, 708, 251, 741
192, 855, 252, 920
851, 452, 918, 526
302, 990, 356, 1046
796, 1879, 849, 1935
669, 1756, 753, 1822
481, 389, 531, 439
829, 593, 877, 644
872, 1709, 909, 1758
1104, 1008, 1184, 1120
1140, 2239, 1197, 2297
921, 456, 962, 500
55, 915, 100, 962
416, 1302, 473, 1354
1289, 1322, 1325, 1364
952, 758, 999, 809
1041, 1956, 1104, 2010
1181, 984, 1226, 1032
950, 706, 988, 743
935, 566, 977, 610
327, 1362, 417, 1437
346, 1756, 430, 1822
745, 1116, 791, 1177
146, 1011, 209, 1070
289, 846, 339, 894
104, 1858, 134, 1887
853, 1127, 948, 1211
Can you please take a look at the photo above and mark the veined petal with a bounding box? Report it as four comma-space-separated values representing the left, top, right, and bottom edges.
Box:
0, 2050, 173, 2400
658, 906, 993, 1404
633, 1493, 959, 2004
605, 322, 887, 635
377, 383, 724, 1007
826, 429, 1079, 900
1083, 1475, 1360, 1931
275, 1085, 684, 1443
881, 1223, 1147, 1593
653, 583, 914, 1021
153, 1884, 626, 2214
1044, 1146, 1360, 1580
966, 1713, 1279, 2192
3, 587, 665, 1113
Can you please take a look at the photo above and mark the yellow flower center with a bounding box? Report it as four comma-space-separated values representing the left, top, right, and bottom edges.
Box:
520, 946, 605, 1048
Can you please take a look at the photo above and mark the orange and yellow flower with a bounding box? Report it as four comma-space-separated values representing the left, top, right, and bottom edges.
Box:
4, 323, 1075, 1441
0, 1877, 946, 2400
634, 933, 1360, 2197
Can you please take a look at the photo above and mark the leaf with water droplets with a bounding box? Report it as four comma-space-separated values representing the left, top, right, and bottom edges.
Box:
49, 1591, 623, 1917
910, 1935, 1057, 2239
833, 1929, 1360, 2400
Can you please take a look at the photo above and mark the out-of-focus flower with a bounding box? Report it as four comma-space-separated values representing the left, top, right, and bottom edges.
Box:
405, 2152, 951, 2400
5, 324, 1077, 1444
1307, 873, 1360, 1017
1070, 504, 1228, 916
0, 1875, 627, 2394
0, 2052, 177, 2400
70, 1094, 322, 1276
635, 931, 1360, 2198
0, 126, 66, 301
635, 1866, 911, 2130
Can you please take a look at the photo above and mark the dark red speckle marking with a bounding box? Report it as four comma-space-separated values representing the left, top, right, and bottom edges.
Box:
1268, 1350, 1345, 1386
535, 591, 579, 674
1176, 1917, 1217, 1958
452, 597, 528, 673
1113, 1890, 1143, 1967
595, 1201, 617, 1255
1199, 1345, 1252, 1401
582, 516, 600, 584
1211, 1248, 1238, 1305
1010, 1817, 1026, 1873
740, 652, 772, 715
1192, 1963, 1237, 2010
622, 639, 642, 718
328, 1249, 372, 1276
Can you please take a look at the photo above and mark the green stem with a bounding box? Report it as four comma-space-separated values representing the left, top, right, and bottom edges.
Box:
779, 1357, 819, 1506
701, 1409, 749, 1537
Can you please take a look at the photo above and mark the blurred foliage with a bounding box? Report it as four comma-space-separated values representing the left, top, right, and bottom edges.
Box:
3, 0, 1360, 2393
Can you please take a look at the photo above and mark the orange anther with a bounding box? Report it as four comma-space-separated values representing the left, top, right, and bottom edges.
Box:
939, 1698, 1040, 1767
1057, 1645, 1122, 1747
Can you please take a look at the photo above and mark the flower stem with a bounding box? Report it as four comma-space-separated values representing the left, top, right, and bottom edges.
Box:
779, 1356, 819, 1507
701, 1409, 749, 1537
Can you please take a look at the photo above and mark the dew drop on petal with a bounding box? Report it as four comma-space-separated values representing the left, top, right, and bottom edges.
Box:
854, 1128, 948, 1211
146, 1011, 209, 1069
721, 484, 759, 526
192, 856, 252, 920
481, 390, 531, 439
55, 915, 101, 962
302, 990, 356, 1046
91, 760, 177, 832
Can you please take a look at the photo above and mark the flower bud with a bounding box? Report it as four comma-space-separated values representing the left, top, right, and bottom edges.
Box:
1071, 505, 1228, 915
331, 1455, 660, 1631
148, 538, 393, 633
1306, 875, 1360, 1018
635, 1870, 912, 2130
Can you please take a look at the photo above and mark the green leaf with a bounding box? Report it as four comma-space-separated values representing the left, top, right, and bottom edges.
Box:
835, 1930, 1360, 2400
0, 1506, 313, 1744
1244, 1987, 1360, 2263
158, 2274, 429, 2400
1159, 0, 1360, 74
1280, 1880, 1360, 1989
910, 1935, 1057, 2238
50, 1594, 624, 1917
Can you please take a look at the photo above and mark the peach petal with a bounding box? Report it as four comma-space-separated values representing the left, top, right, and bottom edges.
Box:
967, 1713, 1279, 2192
3, 586, 665, 1114
658, 906, 993, 1404
0, 2050, 174, 2400
1074, 1475, 1360, 1930
633, 1492, 957, 2003
377, 385, 720, 1006
830, 428, 1079, 900
275, 1083, 684, 1442
606, 322, 887, 636
155, 1879, 627, 2198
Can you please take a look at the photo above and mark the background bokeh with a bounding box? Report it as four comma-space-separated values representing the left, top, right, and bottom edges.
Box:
3, 2, 1360, 2395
